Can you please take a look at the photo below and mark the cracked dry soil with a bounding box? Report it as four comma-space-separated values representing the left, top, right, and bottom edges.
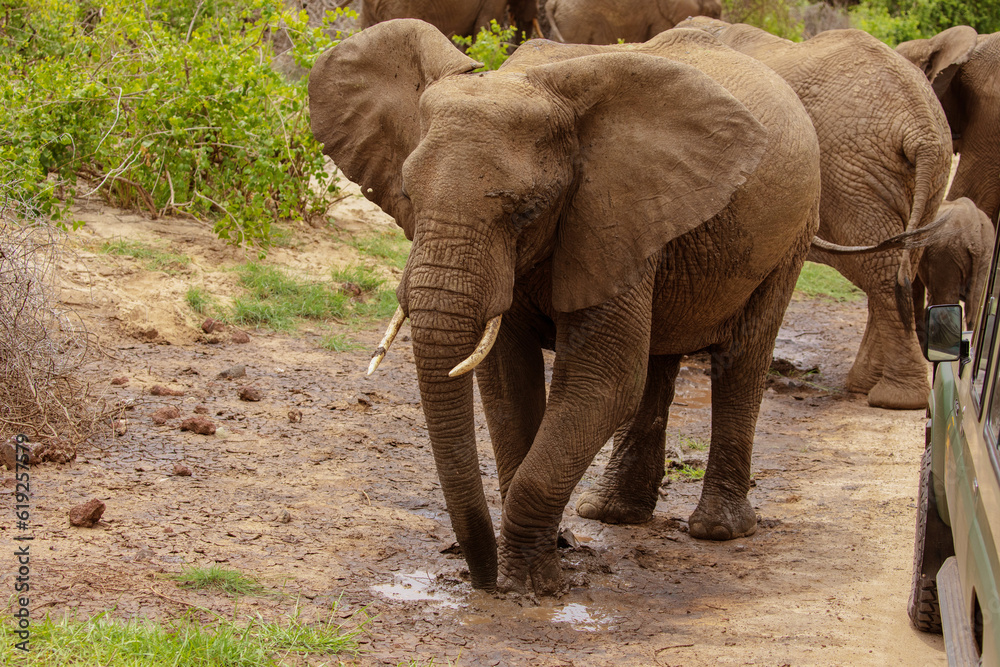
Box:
1, 190, 947, 666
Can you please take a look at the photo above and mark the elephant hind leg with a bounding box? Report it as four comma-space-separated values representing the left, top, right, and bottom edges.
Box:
689, 253, 806, 541
576, 354, 681, 525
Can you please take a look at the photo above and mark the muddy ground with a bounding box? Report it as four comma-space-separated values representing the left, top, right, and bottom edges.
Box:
2, 187, 947, 666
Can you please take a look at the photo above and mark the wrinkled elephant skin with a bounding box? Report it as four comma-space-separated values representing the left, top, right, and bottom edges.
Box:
680, 18, 953, 410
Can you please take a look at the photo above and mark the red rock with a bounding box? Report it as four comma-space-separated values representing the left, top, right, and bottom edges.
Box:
180, 416, 216, 435
150, 385, 184, 397
151, 406, 182, 425
238, 385, 263, 402
69, 499, 105, 527
173, 462, 192, 476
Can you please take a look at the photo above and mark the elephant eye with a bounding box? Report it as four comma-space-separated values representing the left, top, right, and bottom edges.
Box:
511, 205, 541, 230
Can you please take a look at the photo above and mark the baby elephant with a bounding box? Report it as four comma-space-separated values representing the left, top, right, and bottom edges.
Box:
916, 197, 994, 332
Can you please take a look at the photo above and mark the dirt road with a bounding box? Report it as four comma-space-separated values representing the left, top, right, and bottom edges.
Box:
4, 195, 946, 665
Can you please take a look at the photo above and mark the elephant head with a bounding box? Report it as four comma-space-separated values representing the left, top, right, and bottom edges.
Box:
309, 20, 767, 589
897, 28, 1000, 223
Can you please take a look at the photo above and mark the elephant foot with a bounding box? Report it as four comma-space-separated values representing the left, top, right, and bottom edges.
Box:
497, 543, 566, 597
846, 361, 879, 395
688, 494, 757, 541
867, 374, 928, 410
576, 487, 655, 525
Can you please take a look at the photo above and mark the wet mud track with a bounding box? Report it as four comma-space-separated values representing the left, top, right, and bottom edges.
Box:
1, 286, 949, 665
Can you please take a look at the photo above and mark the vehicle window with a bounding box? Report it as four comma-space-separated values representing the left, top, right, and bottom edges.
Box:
971, 236, 1000, 412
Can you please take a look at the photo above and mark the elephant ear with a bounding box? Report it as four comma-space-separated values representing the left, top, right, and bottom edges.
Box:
526, 52, 768, 312
896, 26, 978, 98
308, 19, 480, 239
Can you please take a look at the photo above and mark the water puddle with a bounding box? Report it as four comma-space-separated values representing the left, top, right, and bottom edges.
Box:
371, 571, 462, 609
519, 602, 614, 632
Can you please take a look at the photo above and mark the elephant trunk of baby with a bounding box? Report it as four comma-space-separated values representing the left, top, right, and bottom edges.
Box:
406, 264, 501, 591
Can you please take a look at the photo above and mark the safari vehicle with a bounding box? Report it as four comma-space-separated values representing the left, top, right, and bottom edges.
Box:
915, 232, 1000, 665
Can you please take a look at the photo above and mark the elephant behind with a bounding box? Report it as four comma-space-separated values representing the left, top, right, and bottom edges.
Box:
310, 20, 820, 596
543, 0, 722, 44
897, 28, 1000, 226
678, 17, 954, 410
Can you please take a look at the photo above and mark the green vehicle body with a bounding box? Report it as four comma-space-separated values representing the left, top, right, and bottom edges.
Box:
920, 231, 1000, 664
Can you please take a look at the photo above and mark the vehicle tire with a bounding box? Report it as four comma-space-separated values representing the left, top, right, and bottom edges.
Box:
908, 443, 955, 633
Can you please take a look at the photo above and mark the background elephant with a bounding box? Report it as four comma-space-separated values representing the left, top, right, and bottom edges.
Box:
310, 20, 821, 595
897, 27, 1000, 226
542, 0, 721, 44
361, 0, 536, 37
679, 17, 953, 409
915, 197, 995, 334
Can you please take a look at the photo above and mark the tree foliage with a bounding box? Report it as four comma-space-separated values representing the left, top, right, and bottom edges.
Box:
850, 0, 1000, 45
0, 0, 351, 248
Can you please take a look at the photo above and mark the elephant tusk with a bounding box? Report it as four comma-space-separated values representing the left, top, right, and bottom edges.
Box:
449, 315, 502, 378
366, 306, 406, 375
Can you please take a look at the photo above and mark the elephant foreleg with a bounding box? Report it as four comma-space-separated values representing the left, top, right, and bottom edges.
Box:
497, 271, 654, 596
476, 306, 547, 503
576, 354, 681, 524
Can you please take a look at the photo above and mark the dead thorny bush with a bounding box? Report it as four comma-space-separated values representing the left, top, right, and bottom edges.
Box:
0, 212, 116, 447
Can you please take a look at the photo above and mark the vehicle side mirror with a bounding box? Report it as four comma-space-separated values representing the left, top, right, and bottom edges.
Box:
923, 304, 964, 363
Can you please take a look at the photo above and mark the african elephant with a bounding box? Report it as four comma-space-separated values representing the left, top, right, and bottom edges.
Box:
309, 19, 821, 595
897, 28, 1000, 225
361, 0, 536, 37
678, 17, 954, 409
542, 0, 721, 43
915, 197, 995, 333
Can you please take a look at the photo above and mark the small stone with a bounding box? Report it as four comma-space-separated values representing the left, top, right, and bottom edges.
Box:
173, 462, 192, 476
229, 330, 251, 344
288, 409, 302, 423
110, 376, 129, 386
0, 442, 16, 471
30, 439, 75, 464
164, 526, 173, 533
214, 426, 229, 439
193, 405, 209, 414
113, 419, 127, 436
151, 406, 182, 425
238, 385, 263, 402
180, 416, 216, 435
150, 385, 184, 397
277, 510, 292, 523
69, 499, 106, 527
217, 364, 246, 379
202, 318, 225, 334
356, 393, 372, 408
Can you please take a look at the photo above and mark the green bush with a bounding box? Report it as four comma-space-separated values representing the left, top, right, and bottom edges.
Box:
0, 0, 351, 247
453, 20, 519, 71
722, 0, 806, 41
850, 0, 1000, 46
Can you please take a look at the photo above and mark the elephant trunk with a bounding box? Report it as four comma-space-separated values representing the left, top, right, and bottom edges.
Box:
408, 287, 498, 591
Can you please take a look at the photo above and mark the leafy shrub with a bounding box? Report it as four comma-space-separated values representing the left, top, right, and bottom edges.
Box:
453, 20, 519, 70
0, 0, 352, 247
850, 0, 1000, 45
722, 0, 807, 41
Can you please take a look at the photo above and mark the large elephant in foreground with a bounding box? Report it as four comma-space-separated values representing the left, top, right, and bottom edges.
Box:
309, 19, 821, 595
679, 17, 954, 409
542, 0, 721, 44
361, 0, 537, 37
897, 27, 1000, 225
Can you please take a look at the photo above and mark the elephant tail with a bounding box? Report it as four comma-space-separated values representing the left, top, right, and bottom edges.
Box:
541, 0, 566, 42
810, 204, 958, 255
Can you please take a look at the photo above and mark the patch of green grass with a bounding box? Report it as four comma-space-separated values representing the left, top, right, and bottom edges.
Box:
348, 230, 411, 270
320, 333, 365, 352
172, 565, 267, 597
332, 264, 385, 293
352, 288, 400, 320
233, 262, 350, 329
794, 262, 863, 301
100, 239, 190, 272
0, 608, 365, 666
678, 434, 709, 451
186, 286, 215, 315
667, 464, 706, 482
